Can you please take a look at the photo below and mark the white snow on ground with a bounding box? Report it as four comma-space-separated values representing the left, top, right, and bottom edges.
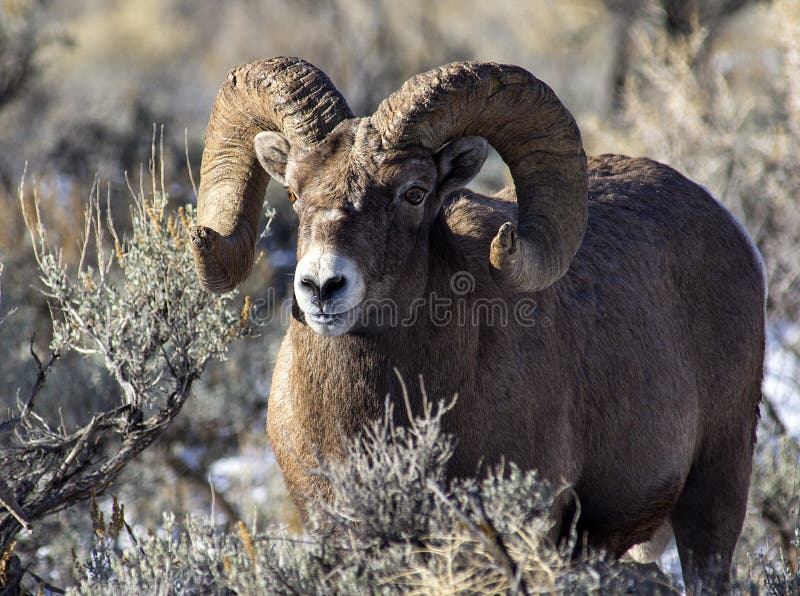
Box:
209, 440, 289, 525
660, 537, 684, 588
765, 324, 800, 435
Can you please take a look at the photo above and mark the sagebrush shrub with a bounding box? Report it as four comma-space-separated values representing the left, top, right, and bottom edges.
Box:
70, 393, 678, 595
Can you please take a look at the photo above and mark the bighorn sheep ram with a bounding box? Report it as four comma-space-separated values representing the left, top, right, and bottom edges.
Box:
191, 57, 765, 593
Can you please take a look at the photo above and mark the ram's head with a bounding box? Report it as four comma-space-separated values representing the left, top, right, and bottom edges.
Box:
191, 58, 588, 336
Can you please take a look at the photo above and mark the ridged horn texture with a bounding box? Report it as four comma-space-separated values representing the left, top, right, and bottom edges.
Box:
371, 62, 588, 292
192, 57, 353, 293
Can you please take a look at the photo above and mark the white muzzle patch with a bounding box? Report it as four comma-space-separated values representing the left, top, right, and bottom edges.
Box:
294, 247, 366, 336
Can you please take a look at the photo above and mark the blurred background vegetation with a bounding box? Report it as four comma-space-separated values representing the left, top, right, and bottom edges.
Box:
0, 0, 798, 591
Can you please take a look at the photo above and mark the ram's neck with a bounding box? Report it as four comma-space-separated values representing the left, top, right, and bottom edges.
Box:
288, 272, 479, 448
289, 324, 390, 441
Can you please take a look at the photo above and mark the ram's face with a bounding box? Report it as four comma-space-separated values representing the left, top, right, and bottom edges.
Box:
255, 118, 487, 336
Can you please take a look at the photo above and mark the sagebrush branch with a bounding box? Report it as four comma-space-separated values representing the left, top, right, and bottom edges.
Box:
0, 143, 247, 563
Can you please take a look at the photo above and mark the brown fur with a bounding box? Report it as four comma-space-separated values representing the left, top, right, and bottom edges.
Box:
266, 143, 764, 594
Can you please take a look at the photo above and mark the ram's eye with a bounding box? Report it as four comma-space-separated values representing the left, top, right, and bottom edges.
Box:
286, 188, 297, 203
403, 186, 426, 206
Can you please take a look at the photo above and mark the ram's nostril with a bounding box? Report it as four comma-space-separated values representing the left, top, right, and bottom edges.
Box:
300, 275, 321, 296
321, 275, 346, 297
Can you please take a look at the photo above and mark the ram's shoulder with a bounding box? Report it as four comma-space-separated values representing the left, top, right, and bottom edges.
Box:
441, 189, 515, 240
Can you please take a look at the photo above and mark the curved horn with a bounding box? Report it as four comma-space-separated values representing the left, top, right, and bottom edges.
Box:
371, 62, 587, 292
192, 57, 353, 293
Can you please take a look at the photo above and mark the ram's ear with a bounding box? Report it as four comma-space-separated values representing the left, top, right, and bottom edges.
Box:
434, 136, 489, 197
254, 131, 290, 186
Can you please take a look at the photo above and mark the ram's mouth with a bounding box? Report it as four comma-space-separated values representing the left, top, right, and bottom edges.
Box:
304, 306, 360, 336
306, 311, 345, 325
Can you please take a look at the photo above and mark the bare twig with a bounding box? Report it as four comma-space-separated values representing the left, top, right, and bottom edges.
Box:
22, 567, 65, 594
45, 416, 98, 491
762, 396, 789, 437
164, 451, 240, 524
184, 128, 197, 199
0, 336, 58, 433
0, 480, 31, 533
